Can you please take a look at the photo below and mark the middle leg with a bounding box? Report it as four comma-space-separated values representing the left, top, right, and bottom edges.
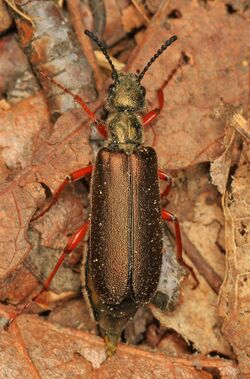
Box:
158, 169, 172, 198
31, 165, 93, 221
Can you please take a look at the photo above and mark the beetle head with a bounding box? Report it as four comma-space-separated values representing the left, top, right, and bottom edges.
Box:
106, 72, 146, 112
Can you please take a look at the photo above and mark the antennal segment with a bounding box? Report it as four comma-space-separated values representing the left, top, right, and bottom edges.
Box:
138, 35, 177, 81
84, 30, 119, 82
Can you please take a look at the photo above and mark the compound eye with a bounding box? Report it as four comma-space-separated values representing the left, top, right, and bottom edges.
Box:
140, 86, 146, 96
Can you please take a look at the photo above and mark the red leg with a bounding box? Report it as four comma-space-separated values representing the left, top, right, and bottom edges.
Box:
31, 165, 93, 221
143, 56, 184, 127
143, 88, 164, 126
162, 209, 199, 288
158, 170, 172, 198
39, 71, 107, 138
6, 221, 89, 328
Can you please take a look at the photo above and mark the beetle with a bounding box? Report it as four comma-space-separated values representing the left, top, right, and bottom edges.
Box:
7, 30, 197, 356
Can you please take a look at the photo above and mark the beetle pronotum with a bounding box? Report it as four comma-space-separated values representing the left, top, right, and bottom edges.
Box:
7, 30, 197, 356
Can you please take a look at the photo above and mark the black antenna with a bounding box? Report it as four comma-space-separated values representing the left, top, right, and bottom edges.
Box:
138, 35, 177, 81
84, 30, 119, 82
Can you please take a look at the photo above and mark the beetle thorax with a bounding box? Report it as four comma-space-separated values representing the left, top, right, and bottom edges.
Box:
107, 111, 143, 153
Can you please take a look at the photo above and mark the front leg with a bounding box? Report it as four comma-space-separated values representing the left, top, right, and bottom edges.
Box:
143, 55, 185, 127
142, 87, 164, 126
39, 71, 107, 138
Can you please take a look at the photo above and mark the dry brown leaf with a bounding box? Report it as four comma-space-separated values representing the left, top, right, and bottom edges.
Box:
0, 34, 31, 96
0, 0, 248, 374
218, 141, 250, 376
0, 94, 51, 289
48, 298, 98, 334
127, 1, 250, 169
164, 163, 225, 290
102, 0, 127, 45
0, 184, 36, 285
157, 331, 191, 356
210, 100, 242, 194
0, 93, 50, 181
145, 0, 161, 14
150, 163, 230, 355
0, 109, 92, 303
150, 270, 232, 356
182, 191, 225, 278
0, 312, 239, 378
122, 4, 146, 32
0, 0, 12, 33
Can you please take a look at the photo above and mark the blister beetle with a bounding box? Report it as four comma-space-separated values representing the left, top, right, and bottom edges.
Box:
7, 30, 197, 356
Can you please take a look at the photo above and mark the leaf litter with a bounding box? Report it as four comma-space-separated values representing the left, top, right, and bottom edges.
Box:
0, 0, 249, 376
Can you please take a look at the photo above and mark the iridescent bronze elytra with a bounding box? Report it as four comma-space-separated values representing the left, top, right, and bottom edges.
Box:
7, 30, 198, 356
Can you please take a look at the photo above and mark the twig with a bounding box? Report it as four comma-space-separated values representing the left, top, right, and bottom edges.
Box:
230, 113, 250, 141
131, 0, 150, 24
4, 0, 35, 25
94, 50, 125, 71
67, 0, 104, 92
167, 224, 223, 294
